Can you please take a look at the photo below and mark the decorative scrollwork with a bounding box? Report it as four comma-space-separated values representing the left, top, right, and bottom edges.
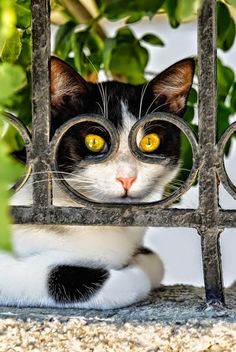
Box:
217, 121, 236, 200
49, 114, 120, 207
3, 112, 32, 192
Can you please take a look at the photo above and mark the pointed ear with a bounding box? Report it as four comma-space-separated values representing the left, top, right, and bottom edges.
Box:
150, 58, 195, 116
50, 56, 87, 107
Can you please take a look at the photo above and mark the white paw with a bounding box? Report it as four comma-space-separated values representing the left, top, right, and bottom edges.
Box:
131, 251, 164, 288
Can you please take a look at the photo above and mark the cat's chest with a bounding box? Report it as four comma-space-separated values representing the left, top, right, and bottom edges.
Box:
12, 225, 145, 269
11, 179, 145, 268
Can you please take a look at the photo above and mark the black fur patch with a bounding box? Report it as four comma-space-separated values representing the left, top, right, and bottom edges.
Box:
134, 247, 153, 256
48, 265, 109, 303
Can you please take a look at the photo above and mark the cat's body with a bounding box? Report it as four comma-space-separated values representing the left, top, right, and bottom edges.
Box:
0, 57, 194, 308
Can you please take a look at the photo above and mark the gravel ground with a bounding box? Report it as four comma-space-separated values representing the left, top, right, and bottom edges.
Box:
2, 318, 236, 352
1, 285, 236, 352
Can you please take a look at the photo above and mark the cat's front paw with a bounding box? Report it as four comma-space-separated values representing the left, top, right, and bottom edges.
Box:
131, 247, 164, 288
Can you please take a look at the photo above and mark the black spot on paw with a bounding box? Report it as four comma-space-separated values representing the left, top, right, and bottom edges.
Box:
48, 265, 109, 303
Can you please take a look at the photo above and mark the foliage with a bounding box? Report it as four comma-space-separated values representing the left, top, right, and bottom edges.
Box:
0, 0, 28, 250
0, 0, 236, 247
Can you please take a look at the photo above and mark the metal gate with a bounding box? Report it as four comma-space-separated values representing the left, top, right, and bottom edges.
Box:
7, 0, 236, 307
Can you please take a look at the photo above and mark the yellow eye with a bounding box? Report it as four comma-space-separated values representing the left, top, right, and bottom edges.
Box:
85, 134, 106, 153
139, 133, 161, 153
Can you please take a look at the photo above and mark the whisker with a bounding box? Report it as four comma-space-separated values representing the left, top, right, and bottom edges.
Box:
145, 92, 163, 115
18, 177, 81, 190
20, 170, 79, 178
85, 55, 108, 118
149, 101, 170, 115
139, 82, 149, 119
96, 101, 104, 115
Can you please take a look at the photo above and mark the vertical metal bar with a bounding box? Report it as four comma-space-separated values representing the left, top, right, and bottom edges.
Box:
200, 229, 224, 304
198, 0, 224, 304
31, 0, 52, 207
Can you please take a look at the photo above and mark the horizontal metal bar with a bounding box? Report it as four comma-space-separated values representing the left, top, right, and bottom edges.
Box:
11, 206, 236, 228
219, 210, 236, 228
11, 206, 200, 227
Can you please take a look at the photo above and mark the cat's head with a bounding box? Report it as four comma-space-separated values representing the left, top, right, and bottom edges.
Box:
51, 57, 195, 203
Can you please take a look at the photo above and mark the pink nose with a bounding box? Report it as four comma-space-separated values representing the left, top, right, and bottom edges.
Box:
116, 176, 136, 191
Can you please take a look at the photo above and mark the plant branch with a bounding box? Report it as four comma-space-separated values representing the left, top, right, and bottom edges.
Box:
62, 0, 106, 39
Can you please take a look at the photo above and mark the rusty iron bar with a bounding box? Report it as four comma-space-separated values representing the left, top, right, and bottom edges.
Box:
31, 0, 52, 207
10, 206, 236, 227
197, 0, 225, 305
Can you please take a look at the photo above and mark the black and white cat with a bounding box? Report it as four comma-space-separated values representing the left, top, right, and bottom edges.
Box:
1, 57, 194, 308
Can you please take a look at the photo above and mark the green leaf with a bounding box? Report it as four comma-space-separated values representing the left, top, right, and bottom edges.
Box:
217, 2, 235, 51
164, 0, 179, 28
217, 59, 235, 101
188, 87, 198, 105
71, 30, 103, 76
176, 0, 202, 22
184, 105, 195, 123
126, 13, 142, 24
116, 27, 135, 43
0, 29, 22, 62
71, 31, 86, 73
103, 38, 116, 71
0, 0, 16, 40
141, 33, 164, 46
225, 0, 236, 8
1, 124, 24, 152
110, 42, 148, 83
17, 31, 31, 66
54, 21, 76, 59
103, 0, 164, 20
217, 102, 232, 154
108, 26, 149, 83
16, 0, 31, 29
230, 82, 236, 112
221, 18, 235, 52
134, 0, 165, 16
0, 63, 27, 106
0, 116, 24, 251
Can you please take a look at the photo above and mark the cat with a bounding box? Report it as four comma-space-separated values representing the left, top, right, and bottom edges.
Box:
0, 57, 194, 309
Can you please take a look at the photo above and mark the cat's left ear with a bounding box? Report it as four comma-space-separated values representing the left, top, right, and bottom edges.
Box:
50, 56, 88, 107
150, 58, 195, 116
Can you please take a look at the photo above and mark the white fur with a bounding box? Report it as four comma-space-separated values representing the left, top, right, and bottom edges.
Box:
1, 101, 178, 309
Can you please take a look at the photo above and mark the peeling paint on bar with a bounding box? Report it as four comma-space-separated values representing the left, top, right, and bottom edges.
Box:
6, 0, 236, 307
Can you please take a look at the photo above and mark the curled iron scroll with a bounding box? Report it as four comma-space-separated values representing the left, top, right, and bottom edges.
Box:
50, 112, 200, 208
50, 114, 120, 207
2, 112, 32, 192
217, 121, 236, 199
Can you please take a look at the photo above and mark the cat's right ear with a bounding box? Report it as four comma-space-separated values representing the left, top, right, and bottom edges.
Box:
50, 56, 87, 107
